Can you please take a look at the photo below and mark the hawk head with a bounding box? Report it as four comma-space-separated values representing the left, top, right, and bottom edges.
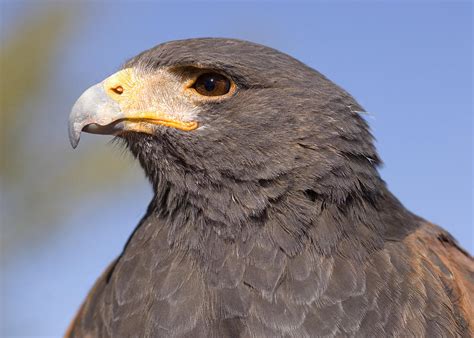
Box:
69, 38, 384, 253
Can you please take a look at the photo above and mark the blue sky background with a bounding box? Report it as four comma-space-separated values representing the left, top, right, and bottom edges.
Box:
1, 1, 472, 337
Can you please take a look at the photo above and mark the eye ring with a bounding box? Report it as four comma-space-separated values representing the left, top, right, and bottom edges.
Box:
192, 72, 232, 97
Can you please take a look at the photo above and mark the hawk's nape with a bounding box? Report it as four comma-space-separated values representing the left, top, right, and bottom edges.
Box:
66, 38, 473, 337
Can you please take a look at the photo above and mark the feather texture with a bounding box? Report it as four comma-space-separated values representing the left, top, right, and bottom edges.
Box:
66, 38, 473, 337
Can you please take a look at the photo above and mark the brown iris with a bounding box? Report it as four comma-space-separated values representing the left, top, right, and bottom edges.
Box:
193, 73, 231, 96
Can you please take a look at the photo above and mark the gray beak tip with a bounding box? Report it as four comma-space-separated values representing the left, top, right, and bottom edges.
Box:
69, 135, 79, 149
68, 120, 81, 149
68, 82, 123, 148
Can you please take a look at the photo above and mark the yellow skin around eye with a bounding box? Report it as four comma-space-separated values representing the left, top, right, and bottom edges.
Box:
97, 68, 236, 136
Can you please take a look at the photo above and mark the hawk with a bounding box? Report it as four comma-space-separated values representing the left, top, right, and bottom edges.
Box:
67, 38, 473, 337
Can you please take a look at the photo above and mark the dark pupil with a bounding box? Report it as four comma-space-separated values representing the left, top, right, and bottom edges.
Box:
204, 77, 216, 92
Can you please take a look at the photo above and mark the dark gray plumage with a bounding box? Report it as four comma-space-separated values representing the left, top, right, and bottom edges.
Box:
66, 38, 473, 337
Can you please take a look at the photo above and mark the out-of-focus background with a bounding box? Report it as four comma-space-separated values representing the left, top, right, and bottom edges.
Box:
0, 1, 472, 337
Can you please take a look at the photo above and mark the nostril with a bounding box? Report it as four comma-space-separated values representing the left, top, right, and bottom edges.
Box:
111, 85, 124, 95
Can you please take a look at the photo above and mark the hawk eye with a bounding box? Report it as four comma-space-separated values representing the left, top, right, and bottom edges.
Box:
193, 73, 231, 97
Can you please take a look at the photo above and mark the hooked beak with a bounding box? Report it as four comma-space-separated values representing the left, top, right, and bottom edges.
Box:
68, 83, 124, 148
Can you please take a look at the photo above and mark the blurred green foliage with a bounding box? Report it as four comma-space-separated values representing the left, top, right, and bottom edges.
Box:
1, 8, 71, 179
0, 7, 142, 258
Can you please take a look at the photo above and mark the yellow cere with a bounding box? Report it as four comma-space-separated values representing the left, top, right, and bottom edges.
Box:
103, 68, 138, 105
101, 68, 198, 132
